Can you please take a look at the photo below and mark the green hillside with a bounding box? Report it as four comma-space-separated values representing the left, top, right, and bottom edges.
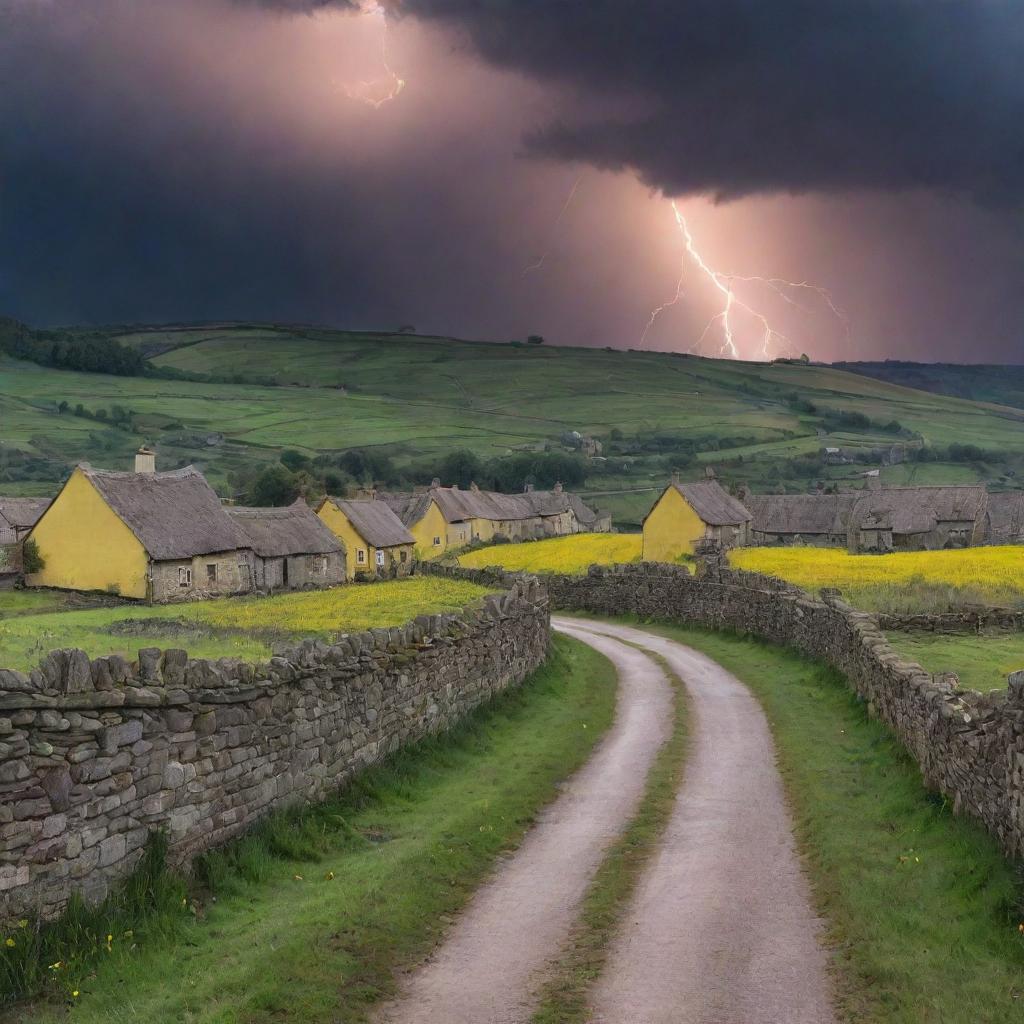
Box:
836, 361, 1024, 412
3, 323, 1024, 527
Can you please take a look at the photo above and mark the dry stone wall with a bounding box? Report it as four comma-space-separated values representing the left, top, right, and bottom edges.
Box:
0, 578, 549, 927
429, 560, 1024, 861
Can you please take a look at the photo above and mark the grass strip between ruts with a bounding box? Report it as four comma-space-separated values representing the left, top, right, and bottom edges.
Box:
531, 645, 690, 1024
4, 634, 617, 1024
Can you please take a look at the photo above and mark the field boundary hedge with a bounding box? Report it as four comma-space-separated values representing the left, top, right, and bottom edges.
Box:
425, 558, 1024, 862
0, 578, 549, 927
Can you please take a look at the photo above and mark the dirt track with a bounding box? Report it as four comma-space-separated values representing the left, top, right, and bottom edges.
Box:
565, 618, 836, 1024
375, 624, 673, 1024
378, 618, 836, 1024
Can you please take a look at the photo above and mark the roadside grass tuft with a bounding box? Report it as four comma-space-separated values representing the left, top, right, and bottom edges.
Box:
531, 650, 689, 1024
637, 621, 1024, 1024
6, 634, 616, 1024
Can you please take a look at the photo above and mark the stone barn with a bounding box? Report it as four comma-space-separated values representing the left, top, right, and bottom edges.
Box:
985, 491, 1024, 545
226, 501, 345, 591
0, 496, 50, 581
847, 485, 988, 552
746, 493, 859, 547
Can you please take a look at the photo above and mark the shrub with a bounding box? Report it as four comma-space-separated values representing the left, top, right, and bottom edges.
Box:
21, 538, 44, 575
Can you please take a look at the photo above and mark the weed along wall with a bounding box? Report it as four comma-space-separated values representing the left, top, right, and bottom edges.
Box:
428, 560, 1024, 862
0, 579, 549, 928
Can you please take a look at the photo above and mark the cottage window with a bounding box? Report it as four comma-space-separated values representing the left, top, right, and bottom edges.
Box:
375, 549, 386, 567
206, 564, 217, 582
357, 549, 366, 564
311, 555, 328, 574
433, 536, 441, 546
400, 549, 407, 563
178, 567, 192, 587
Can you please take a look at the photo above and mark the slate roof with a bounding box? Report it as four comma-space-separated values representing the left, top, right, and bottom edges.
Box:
851, 486, 987, 536
0, 497, 50, 530
985, 491, 1024, 544
746, 494, 859, 536
227, 501, 342, 557
664, 479, 751, 526
78, 464, 250, 561
325, 498, 414, 548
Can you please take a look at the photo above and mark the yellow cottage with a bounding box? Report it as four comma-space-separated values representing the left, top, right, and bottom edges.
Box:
316, 497, 415, 580
26, 459, 255, 601
642, 476, 752, 562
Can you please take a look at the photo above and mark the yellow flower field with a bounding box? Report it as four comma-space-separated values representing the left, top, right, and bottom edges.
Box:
459, 534, 643, 575
729, 545, 1024, 612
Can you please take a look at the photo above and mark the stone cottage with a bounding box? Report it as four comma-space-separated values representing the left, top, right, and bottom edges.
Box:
985, 491, 1024, 545
226, 500, 345, 590
316, 497, 415, 579
745, 493, 860, 547
0, 496, 50, 580
642, 474, 752, 562
846, 485, 988, 552
26, 454, 255, 601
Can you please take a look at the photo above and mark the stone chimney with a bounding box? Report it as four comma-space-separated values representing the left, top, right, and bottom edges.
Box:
431, 477, 441, 489
470, 481, 480, 493
671, 470, 681, 485
134, 446, 156, 474
553, 481, 563, 494
524, 482, 534, 493
704, 465, 716, 479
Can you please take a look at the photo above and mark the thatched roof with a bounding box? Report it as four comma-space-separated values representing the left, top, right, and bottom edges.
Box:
986, 491, 1024, 543
0, 497, 50, 530
326, 498, 414, 548
747, 493, 859, 536
664, 480, 751, 526
227, 501, 341, 557
384, 485, 600, 527
851, 486, 987, 535
80, 464, 249, 561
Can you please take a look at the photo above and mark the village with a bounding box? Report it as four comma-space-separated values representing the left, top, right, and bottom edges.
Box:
1, 445, 1022, 604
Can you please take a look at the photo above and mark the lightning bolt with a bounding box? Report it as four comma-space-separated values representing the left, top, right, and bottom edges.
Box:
523, 174, 585, 276
641, 200, 845, 360
341, 1, 406, 109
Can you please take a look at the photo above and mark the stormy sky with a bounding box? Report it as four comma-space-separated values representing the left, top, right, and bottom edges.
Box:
2, 0, 1023, 362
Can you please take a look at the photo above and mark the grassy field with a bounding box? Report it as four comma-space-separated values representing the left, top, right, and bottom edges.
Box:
0, 578, 490, 672
458, 534, 643, 575
4, 636, 618, 1022
7, 324, 1024, 525
639, 622, 1024, 1024
887, 630, 1024, 692
730, 545, 1024, 613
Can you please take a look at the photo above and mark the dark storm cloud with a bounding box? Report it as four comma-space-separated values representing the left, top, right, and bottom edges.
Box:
398, 0, 1024, 202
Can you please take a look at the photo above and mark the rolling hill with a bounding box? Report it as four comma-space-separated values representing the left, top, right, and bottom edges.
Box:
3, 322, 1024, 527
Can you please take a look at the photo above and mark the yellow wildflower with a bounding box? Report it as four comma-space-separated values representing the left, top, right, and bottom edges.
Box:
17, 920, 28, 929
5, 938, 15, 948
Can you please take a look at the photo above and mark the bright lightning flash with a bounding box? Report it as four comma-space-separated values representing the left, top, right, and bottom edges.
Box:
643, 200, 846, 359
341, 1, 406, 109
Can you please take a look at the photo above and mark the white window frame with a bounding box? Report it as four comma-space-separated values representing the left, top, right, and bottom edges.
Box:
375, 549, 386, 567
178, 567, 192, 587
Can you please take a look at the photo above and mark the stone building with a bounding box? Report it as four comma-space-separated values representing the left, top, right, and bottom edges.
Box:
226, 500, 345, 590
642, 474, 752, 561
745, 493, 860, 547
0, 496, 50, 580
382, 480, 607, 558
985, 491, 1024, 545
316, 497, 415, 579
846, 485, 988, 552
26, 453, 255, 601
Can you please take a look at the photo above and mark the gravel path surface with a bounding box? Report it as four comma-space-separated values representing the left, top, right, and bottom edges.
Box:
375, 625, 673, 1024
562, 617, 837, 1024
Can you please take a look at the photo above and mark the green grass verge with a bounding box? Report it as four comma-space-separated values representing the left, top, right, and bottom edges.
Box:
4, 634, 617, 1024
530, 650, 689, 1024
0, 578, 491, 672
633, 620, 1024, 1024
887, 629, 1024, 692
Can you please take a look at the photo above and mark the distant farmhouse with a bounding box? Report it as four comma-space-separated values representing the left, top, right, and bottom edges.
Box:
316, 497, 415, 579
381, 480, 608, 558
642, 473, 752, 561
227, 502, 345, 589
645, 476, 1022, 556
